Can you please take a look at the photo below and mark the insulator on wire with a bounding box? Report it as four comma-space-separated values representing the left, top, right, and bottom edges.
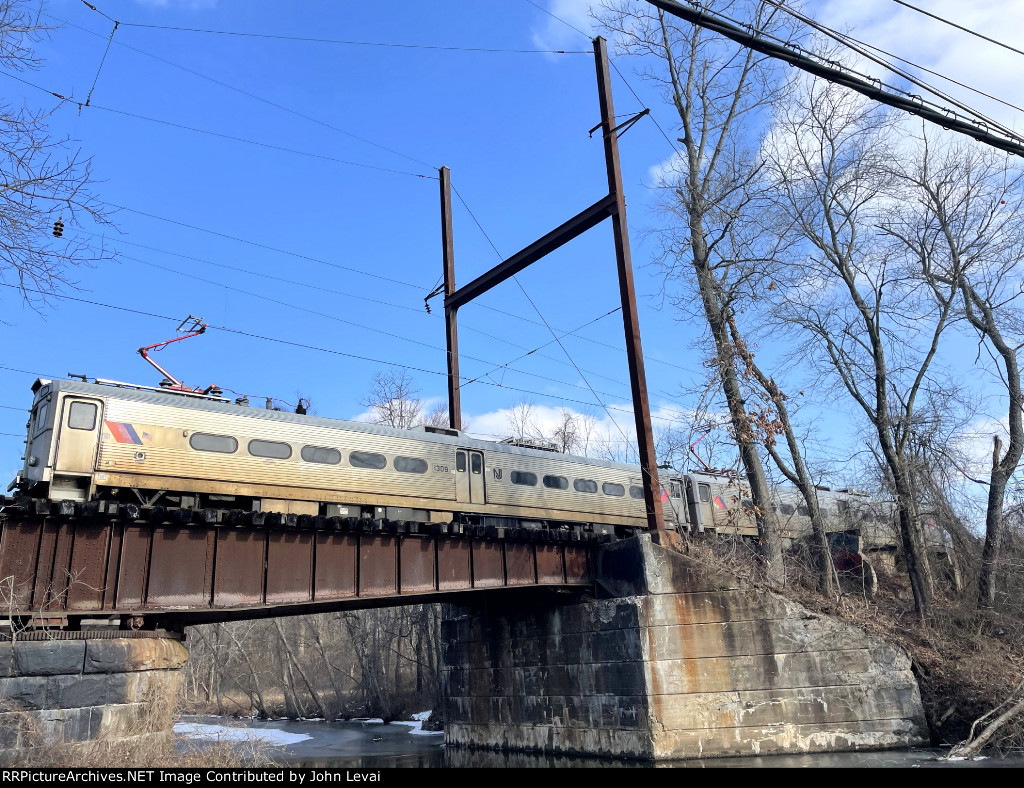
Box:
52, 217, 64, 238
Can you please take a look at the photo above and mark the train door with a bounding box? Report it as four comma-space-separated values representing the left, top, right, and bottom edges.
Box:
685, 477, 714, 532
455, 449, 486, 505
54, 396, 103, 474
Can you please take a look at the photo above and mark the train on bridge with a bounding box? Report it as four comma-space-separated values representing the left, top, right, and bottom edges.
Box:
5, 375, 909, 553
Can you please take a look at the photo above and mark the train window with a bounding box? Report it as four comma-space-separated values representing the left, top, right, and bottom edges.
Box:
741, 498, 754, 510
190, 433, 238, 454
629, 485, 644, 499
602, 482, 625, 497
301, 445, 342, 465
797, 504, 809, 516
248, 439, 292, 460
511, 471, 537, 486
543, 475, 568, 490
34, 402, 49, 435
350, 451, 387, 470
395, 456, 428, 474
779, 503, 796, 516
471, 454, 482, 475
456, 452, 467, 473
698, 484, 711, 503
670, 482, 682, 499
574, 479, 597, 494
68, 402, 97, 430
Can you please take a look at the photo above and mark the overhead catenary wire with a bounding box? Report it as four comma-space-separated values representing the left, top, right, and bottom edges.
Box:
50, 12, 440, 174
119, 252, 641, 404
890, 0, 1024, 59
117, 22, 589, 55
0, 283, 696, 428
762, 0, 1022, 143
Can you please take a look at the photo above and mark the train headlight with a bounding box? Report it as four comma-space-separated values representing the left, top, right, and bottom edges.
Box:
27, 456, 38, 466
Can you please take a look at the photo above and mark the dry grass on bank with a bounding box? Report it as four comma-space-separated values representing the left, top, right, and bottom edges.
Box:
0, 699, 278, 769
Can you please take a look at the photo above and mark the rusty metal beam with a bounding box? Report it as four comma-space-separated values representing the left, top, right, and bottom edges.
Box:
0, 516, 594, 626
593, 37, 665, 531
444, 193, 617, 311
440, 166, 462, 431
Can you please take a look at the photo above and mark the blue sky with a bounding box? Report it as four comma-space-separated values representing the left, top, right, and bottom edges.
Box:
2, 0, 1022, 491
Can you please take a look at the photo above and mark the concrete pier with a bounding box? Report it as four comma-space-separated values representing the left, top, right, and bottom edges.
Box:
441, 534, 928, 760
0, 633, 187, 756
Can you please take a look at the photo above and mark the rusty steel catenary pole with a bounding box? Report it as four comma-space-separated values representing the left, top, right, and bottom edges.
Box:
593, 36, 665, 531
439, 166, 462, 431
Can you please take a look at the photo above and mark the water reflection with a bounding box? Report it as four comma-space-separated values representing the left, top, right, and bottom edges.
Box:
179, 716, 1023, 768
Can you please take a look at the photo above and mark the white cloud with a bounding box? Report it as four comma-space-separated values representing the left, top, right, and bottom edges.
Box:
530, 0, 595, 52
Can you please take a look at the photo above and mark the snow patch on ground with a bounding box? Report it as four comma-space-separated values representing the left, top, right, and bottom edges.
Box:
392, 710, 442, 736
174, 722, 311, 746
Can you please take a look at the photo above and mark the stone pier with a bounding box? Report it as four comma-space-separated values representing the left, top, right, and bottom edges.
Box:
441, 534, 928, 760
0, 633, 187, 757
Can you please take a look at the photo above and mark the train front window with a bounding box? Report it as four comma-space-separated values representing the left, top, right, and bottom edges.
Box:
68, 402, 97, 431
470, 454, 482, 474
34, 402, 49, 435
456, 451, 467, 473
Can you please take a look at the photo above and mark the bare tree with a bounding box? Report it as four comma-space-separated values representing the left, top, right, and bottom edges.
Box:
0, 1, 113, 307
885, 134, 1024, 608
598, 0, 797, 581
361, 370, 425, 429
763, 79, 962, 619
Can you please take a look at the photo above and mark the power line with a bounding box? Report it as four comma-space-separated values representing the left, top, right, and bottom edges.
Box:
763, 0, 1020, 144
890, 0, 1024, 59
841, 31, 1024, 116
0, 283, 693, 427
118, 21, 589, 55
107, 202, 431, 292
50, 13, 440, 174
647, 0, 1024, 157
119, 252, 641, 404
91, 104, 437, 180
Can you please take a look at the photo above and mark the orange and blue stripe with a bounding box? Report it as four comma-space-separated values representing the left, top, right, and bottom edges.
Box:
105, 421, 143, 445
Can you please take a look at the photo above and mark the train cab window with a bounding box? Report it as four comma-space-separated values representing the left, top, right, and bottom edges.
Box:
779, 503, 796, 516
190, 433, 238, 454
602, 482, 625, 497
698, 484, 711, 503
629, 485, 644, 499
471, 454, 482, 475
511, 471, 537, 486
456, 452, 467, 473
543, 475, 568, 490
68, 402, 97, 430
301, 445, 342, 465
248, 439, 292, 459
34, 402, 49, 435
350, 451, 387, 470
574, 479, 597, 494
395, 456, 428, 474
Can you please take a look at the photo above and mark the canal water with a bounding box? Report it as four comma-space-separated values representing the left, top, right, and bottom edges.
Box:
175, 715, 1022, 768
